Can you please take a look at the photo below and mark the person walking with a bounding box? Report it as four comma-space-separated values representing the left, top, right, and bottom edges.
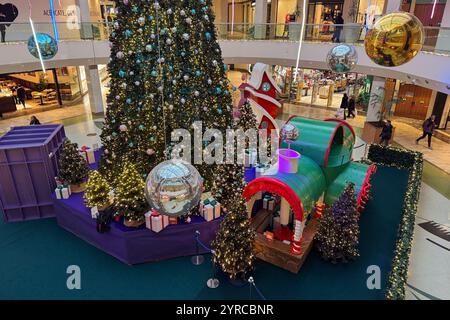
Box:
347, 95, 356, 118
340, 93, 349, 120
379, 120, 393, 145
416, 115, 437, 149
16, 85, 26, 109
331, 13, 344, 43
29, 115, 41, 125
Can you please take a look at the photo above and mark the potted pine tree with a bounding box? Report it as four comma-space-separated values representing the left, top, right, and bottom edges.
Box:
114, 161, 148, 227
58, 139, 89, 193
84, 170, 112, 210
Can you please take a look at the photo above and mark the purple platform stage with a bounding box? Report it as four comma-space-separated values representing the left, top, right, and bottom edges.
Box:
54, 193, 221, 265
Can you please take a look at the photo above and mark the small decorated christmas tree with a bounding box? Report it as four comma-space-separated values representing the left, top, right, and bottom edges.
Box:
84, 170, 111, 210
58, 139, 89, 190
236, 101, 258, 132
315, 182, 360, 263
211, 197, 255, 279
114, 161, 148, 227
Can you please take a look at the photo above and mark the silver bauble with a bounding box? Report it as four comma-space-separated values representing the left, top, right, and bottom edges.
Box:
281, 122, 299, 143
145, 159, 203, 217
326, 44, 358, 73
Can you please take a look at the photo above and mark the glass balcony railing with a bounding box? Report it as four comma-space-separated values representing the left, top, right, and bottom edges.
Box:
1, 22, 449, 55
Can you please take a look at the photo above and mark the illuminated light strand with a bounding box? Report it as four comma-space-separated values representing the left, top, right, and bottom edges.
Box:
431, 0, 437, 19
293, 0, 307, 80
49, 0, 59, 42
29, 17, 47, 73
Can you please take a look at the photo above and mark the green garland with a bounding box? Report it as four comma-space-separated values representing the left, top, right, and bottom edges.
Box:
367, 144, 423, 300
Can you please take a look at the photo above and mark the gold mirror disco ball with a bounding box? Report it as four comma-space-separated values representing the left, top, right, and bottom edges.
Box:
364, 12, 424, 67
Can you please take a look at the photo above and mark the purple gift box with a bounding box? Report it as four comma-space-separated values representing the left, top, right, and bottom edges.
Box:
0, 124, 66, 222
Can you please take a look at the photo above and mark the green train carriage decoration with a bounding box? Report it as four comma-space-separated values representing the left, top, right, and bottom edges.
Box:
243, 116, 376, 259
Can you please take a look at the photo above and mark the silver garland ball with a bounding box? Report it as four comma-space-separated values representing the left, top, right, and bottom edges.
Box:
326, 44, 358, 73
280, 122, 299, 144
138, 17, 145, 26
145, 159, 203, 217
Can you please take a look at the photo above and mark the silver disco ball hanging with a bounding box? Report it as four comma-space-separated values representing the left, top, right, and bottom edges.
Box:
145, 159, 203, 217
326, 44, 358, 73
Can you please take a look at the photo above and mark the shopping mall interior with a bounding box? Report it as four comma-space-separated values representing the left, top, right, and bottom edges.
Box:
0, 0, 449, 302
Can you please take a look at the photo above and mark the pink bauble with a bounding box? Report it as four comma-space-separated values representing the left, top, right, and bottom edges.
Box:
119, 124, 128, 132
123, 0, 129, 5
146, 148, 155, 155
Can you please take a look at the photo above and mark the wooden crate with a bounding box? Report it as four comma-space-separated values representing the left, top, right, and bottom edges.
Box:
254, 218, 318, 273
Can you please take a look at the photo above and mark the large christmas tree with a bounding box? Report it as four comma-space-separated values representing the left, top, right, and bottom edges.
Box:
315, 182, 360, 263
100, 0, 234, 189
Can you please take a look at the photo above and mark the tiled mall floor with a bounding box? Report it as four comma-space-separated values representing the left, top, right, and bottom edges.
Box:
0, 76, 449, 300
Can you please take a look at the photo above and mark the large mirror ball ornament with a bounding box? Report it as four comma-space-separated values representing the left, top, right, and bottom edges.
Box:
326, 44, 358, 73
364, 12, 424, 67
27, 33, 58, 60
145, 159, 203, 217
281, 122, 299, 144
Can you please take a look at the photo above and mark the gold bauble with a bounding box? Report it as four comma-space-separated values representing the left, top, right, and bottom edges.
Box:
364, 12, 424, 67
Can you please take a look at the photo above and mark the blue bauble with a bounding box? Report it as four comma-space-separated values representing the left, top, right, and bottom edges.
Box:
169, 65, 173, 71
27, 33, 58, 60
181, 51, 186, 57
125, 29, 133, 38
217, 108, 223, 114
191, 9, 196, 14
136, 59, 141, 64
118, 70, 126, 78
151, 70, 158, 77
195, 70, 201, 76
138, 124, 145, 130
132, 6, 139, 13
148, 15, 154, 21
157, 107, 161, 112
224, 64, 228, 71
215, 87, 222, 94
112, 132, 118, 137
126, 98, 132, 104
202, 6, 207, 12
200, 0, 205, 3
205, 32, 211, 40
128, 142, 134, 147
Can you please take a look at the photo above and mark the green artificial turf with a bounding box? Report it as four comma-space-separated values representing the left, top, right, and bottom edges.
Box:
0, 166, 408, 300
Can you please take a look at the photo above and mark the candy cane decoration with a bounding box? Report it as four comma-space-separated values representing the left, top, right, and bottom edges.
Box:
290, 219, 303, 255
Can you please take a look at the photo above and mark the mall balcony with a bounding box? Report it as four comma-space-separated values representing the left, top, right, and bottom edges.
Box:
0, 16, 449, 301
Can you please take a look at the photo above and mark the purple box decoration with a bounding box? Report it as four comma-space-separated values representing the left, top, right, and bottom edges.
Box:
0, 124, 66, 222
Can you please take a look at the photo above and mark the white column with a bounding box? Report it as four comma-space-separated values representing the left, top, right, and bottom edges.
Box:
77, 0, 93, 38
279, 197, 290, 226
439, 95, 450, 128
384, 0, 402, 13
366, 76, 386, 122
436, 0, 450, 52
254, 0, 268, 39
85, 65, 105, 114
426, 91, 438, 119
